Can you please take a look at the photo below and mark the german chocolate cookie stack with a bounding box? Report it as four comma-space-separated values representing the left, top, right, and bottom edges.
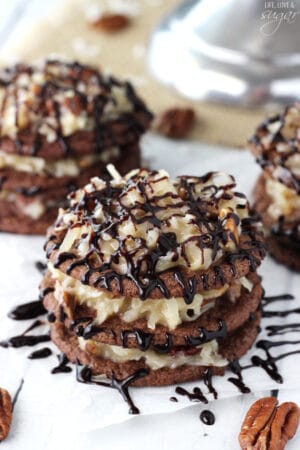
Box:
249, 103, 300, 271
42, 168, 265, 386
0, 60, 152, 234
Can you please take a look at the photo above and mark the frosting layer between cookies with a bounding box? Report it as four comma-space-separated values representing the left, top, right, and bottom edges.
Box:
80, 338, 227, 370
0, 147, 119, 177
49, 264, 253, 330
265, 175, 300, 222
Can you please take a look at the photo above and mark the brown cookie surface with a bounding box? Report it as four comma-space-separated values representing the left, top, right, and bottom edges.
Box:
48, 312, 260, 386
46, 230, 265, 299
42, 271, 263, 349
0, 199, 57, 234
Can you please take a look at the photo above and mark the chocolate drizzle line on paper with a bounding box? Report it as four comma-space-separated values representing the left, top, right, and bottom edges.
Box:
76, 363, 148, 414
0, 319, 50, 348
11, 378, 24, 411
7, 287, 53, 321
28, 347, 52, 359
51, 353, 72, 374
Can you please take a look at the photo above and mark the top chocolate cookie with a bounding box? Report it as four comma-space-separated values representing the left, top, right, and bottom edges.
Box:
249, 103, 300, 193
45, 167, 265, 301
0, 60, 152, 158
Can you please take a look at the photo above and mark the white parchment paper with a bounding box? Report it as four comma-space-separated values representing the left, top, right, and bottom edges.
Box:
0, 135, 300, 446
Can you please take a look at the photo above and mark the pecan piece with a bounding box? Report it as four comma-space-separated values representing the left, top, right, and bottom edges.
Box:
152, 107, 195, 139
0, 388, 12, 442
90, 14, 130, 33
239, 397, 278, 449
239, 397, 300, 450
269, 402, 300, 450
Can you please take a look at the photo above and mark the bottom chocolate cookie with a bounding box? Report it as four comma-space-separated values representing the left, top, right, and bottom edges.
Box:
49, 312, 261, 387
266, 235, 300, 272
0, 199, 59, 235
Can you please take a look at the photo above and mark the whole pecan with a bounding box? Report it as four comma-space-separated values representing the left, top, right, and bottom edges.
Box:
0, 388, 12, 442
239, 397, 300, 450
152, 107, 195, 139
90, 14, 130, 33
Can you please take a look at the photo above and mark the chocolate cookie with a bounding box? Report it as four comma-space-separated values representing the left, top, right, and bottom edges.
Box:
42, 167, 265, 387
42, 271, 263, 350
0, 61, 152, 158
48, 312, 261, 386
45, 169, 265, 299
249, 104, 300, 271
0, 60, 152, 235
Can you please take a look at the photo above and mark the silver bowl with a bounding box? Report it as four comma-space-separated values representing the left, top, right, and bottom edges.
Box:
147, 0, 300, 107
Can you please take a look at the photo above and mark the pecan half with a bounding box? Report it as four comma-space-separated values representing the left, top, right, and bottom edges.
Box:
269, 402, 300, 450
152, 107, 195, 139
90, 14, 130, 33
239, 397, 300, 450
0, 388, 12, 442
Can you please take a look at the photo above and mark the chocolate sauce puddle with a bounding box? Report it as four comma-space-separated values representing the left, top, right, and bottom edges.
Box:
200, 410, 215, 425
76, 364, 148, 414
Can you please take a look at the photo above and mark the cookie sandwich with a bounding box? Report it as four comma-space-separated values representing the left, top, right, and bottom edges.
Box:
42, 167, 265, 386
249, 103, 300, 271
0, 60, 152, 234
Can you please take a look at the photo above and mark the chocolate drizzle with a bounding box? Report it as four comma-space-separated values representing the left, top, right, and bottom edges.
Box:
11, 378, 24, 411
200, 410, 215, 425
227, 359, 251, 393
227, 292, 300, 391
249, 105, 300, 193
0, 319, 50, 348
121, 329, 153, 352
35, 261, 47, 274
186, 320, 227, 347
8, 299, 48, 320
28, 347, 52, 359
175, 386, 208, 404
76, 364, 148, 414
47, 170, 265, 306
51, 353, 72, 374
203, 368, 218, 399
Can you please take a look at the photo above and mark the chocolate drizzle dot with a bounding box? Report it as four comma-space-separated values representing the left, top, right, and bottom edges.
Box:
200, 410, 215, 425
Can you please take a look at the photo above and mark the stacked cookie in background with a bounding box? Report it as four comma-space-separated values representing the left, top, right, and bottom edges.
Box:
249, 103, 300, 271
0, 60, 152, 234
41, 167, 265, 386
